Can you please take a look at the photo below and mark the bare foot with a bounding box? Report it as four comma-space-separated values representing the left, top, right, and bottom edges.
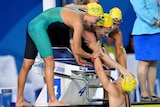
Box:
16, 100, 34, 107
48, 100, 68, 106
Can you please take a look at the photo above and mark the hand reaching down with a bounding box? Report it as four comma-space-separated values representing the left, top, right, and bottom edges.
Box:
89, 41, 103, 58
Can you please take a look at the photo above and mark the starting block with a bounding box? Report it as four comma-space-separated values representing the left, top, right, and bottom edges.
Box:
0, 87, 17, 106
31, 47, 115, 106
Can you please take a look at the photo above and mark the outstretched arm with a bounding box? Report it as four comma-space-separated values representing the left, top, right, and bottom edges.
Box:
69, 39, 92, 67
89, 41, 132, 77
110, 29, 127, 68
94, 57, 119, 96
91, 42, 119, 97
62, 9, 92, 59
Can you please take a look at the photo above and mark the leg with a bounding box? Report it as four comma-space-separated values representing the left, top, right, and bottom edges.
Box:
43, 56, 66, 106
148, 61, 157, 96
16, 58, 35, 106
137, 61, 149, 97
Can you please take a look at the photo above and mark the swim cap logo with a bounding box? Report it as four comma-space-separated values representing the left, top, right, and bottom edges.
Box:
91, 7, 100, 13
87, 2, 104, 17
122, 76, 137, 92
109, 7, 122, 21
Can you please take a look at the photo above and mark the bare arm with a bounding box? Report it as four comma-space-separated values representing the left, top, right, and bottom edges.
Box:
83, 30, 97, 45
89, 41, 132, 77
94, 54, 119, 97
87, 40, 119, 96
72, 25, 92, 58
110, 29, 127, 68
100, 50, 131, 77
70, 39, 92, 66
62, 9, 92, 59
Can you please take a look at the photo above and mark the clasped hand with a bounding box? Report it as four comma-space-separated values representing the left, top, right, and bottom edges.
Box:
89, 41, 103, 59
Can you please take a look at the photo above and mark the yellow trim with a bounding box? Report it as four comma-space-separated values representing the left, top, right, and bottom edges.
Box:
132, 103, 160, 107
132, 105, 160, 107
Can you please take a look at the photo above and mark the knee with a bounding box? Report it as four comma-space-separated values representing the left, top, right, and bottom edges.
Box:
139, 61, 150, 67
21, 59, 34, 71
44, 56, 54, 66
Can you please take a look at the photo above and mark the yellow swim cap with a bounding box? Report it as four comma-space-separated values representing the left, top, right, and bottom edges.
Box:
109, 7, 122, 21
97, 13, 113, 27
87, 2, 104, 17
122, 76, 137, 92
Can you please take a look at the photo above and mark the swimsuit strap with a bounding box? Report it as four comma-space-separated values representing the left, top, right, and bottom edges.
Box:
78, 8, 86, 12
127, 92, 131, 107
122, 92, 131, 107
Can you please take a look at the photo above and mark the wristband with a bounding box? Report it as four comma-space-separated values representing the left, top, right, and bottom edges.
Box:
91, 58, 95, 63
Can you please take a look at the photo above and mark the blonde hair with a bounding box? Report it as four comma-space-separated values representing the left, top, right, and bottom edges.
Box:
73, 0, 87, 5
